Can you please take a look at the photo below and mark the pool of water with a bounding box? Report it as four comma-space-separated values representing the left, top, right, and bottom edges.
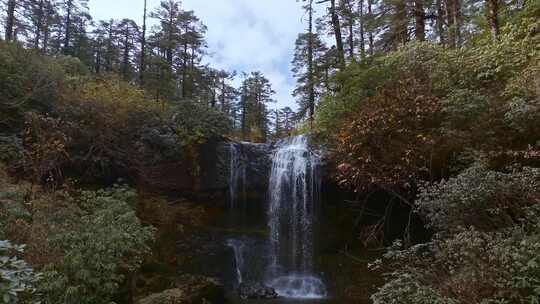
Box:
227, 295, 339, 304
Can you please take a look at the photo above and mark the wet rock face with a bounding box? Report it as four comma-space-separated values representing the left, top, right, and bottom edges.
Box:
198, 139, 272, 196
138, 138, 272, 197
138, 274, 225, 304
237, 282, 279, 300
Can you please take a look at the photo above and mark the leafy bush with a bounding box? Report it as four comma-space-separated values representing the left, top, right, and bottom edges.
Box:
372, 166, 540, 304
318, 18, 540, 194
418, 165, 540, 234
19, 75, 232, 186
0, 42, 231, 186
0, 240, 41, 304
0, 136, 23, 166
0, 42, 67, 133
39, 186, 155, 304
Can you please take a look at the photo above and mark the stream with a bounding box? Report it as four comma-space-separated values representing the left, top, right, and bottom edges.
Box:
169, 135, 381, 303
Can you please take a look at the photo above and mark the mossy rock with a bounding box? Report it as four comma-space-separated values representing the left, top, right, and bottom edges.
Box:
138, 275, 225, 304
138, 289, 188, 304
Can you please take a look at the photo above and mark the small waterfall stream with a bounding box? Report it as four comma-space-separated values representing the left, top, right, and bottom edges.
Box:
266, 135, 327, 299
225, 136, 327, 300
226, 239, 246, 284
229, 143, 246, 208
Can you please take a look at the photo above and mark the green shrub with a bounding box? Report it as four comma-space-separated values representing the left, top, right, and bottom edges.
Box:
0, 240, 41, 304
0, 136, 23, 166
418, 165, 540, 234
0, 42, 67, 134
317, 18, 540, 194
372, 167, 540, 304
39, 186, 155, 304
20, 75, 232, 185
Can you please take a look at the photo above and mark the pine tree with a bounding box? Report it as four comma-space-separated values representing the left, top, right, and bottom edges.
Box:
239, 72, 275, 142
60, 0, 89, 55
118, 18, 139, 80
5, 0, 16, 41
140, 0, 147, 85
292, 32, 328, 125
323, 0, 346, 68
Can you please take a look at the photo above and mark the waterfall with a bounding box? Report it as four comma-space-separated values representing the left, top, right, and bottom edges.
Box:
266, 135, 327, 299
226, 239, 246, 284
229, 143, 246, 208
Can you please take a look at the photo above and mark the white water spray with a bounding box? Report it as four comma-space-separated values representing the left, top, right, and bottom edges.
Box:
226, 239, 246, 284
266, 135, 327, 299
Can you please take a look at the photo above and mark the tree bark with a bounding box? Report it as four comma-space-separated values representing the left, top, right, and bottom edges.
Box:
445, 0, 456, 47
359, 0, 366, 59
367, 0, 374, 55
34, 0, 45, 48
122, 24, 131, 80
345, 0, 355, 60
43, 2, 51, 53
307, 0, 315, 129
140, 0, 147, 85
394, 0, 408, 47
166, 14, 174, 67
329, 0, 346, 68
5, 0, 16, 42
486, 0, 499, 39
453, 0, 462, 46
63, 0, 73, 54
106, 20, 114, 71
436, 0, 446, 46
414, 0, 426, 41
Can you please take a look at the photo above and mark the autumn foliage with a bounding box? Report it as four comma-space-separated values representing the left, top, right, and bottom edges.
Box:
319, 20, 540, 194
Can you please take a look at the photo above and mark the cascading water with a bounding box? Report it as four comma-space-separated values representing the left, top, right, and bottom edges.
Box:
226, 239, 246, 284
229, 143, 246, 208
266, 135, 327, 299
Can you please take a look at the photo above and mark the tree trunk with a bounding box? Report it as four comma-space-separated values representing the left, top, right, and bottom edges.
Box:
307, 0, 315, 129
368, 0, 374, 55
414, 0, 426, 41
241, 95, 247, 140
43, 3, 50, 53
95, 45, 102, 74
122, 25, 130, 80
5, 0, 16, 42
486, 0, 499, 39
220, 78, 226, 112
166, 14, 174, 67
445, 0, 456, 47
359, 0, 366, 59
210, 89, 216, 108
106, 21, 114, 71
63, 0, 73, 54
34, 0, 45, 48
453, 0, 462, 46
140, 0, 147, 85
345, 0, 355, 60
436, 0, 446, 45
330, 0, 346, 68
181, 39, 188, 99
394, 0, 408, 47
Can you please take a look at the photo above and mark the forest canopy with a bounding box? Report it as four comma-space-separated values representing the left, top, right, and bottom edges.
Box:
0, 0, 539, 303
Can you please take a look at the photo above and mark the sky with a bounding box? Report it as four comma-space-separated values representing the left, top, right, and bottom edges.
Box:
88, 0, 309, 110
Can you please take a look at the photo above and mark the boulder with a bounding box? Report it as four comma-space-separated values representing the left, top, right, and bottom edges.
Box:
237, 282, 279, 300
198, 139, 272, 194
138, 274, 225, 304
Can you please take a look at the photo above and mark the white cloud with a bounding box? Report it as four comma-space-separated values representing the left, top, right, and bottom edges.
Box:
89, 0, 308, 110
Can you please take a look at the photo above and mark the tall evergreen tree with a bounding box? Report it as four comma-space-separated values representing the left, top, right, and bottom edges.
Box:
4, 0, 16, 41
292, 32, 328, 126
140, 0, 147, 85
239, 72, 275, 142
60, 0, 89, 55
